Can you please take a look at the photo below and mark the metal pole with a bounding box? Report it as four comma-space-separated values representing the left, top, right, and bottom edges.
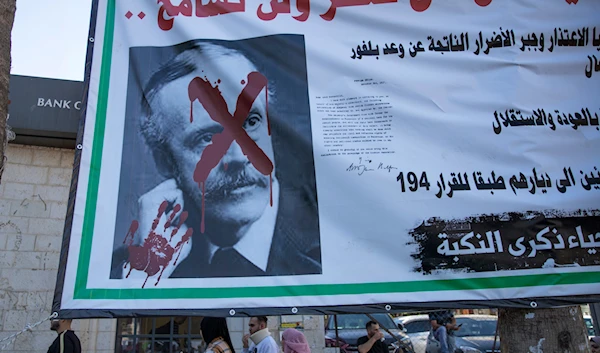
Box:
490, 313, 500, 353
334, 314, 341, 353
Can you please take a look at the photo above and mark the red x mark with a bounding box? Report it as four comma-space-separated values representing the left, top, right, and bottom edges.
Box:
188, 72, 274, 232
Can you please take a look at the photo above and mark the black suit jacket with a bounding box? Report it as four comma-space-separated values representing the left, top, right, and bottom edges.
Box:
171, 183, 321, 277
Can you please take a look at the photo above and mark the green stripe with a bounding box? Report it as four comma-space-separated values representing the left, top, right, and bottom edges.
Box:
74, 0, 116, 296
77, 270, 600, 299
73, 0, 600, 301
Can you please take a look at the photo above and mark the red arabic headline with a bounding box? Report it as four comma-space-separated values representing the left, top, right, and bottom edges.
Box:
156, 0, 499, 30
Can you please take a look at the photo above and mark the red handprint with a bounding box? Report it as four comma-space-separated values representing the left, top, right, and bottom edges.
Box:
123, 197, 193, 288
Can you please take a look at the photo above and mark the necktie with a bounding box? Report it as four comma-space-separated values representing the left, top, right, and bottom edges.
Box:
210, 247, 265, 277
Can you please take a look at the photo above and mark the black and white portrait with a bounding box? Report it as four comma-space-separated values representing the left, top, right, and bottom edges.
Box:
110, 35, 322, 280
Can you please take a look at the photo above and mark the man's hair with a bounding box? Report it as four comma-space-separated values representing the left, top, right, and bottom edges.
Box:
254, 316, 268, 325
137, 41, 275, 176
366, 321, 378, 330
140, 42, 240, 154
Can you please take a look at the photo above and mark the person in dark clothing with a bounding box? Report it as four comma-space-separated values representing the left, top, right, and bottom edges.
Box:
201, 317, 237, 353
357, 321, 389, 353
47, 319, 82, 353
428, 310, 460, 353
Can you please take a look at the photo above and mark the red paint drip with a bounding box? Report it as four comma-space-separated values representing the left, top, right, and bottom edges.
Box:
173, 247, 184, 266
241, 79, 246, 85
410, 0, 432, 12
164, 204, 181, 230
124, 220, 139, 245
176, 228, 194, 248
170, 211, 189, 241
223, 162, 228, 171
173, 238, 189, 266
173, 228, 194, 266
178, 211, 189, 227
152, 201, 169, 231
155, 267, 167, 286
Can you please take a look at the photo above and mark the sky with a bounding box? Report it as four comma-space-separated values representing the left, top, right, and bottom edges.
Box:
10, 0, 93, 81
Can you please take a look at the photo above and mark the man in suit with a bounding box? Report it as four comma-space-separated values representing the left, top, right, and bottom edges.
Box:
111, 40, 321, 279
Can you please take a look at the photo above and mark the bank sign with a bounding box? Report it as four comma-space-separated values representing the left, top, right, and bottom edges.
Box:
8, 75, 84, 144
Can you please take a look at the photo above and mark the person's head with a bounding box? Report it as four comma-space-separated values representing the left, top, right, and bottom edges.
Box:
281, 328, 311, 353
248, 316, 268, 335
140, 42, 276, 245
200, 317, 236, 353
50, 319, 73, 333
365, 321, 380, 338
591, 337, 600, 353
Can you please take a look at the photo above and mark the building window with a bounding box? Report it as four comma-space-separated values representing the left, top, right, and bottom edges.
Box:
116, 316, 205, 353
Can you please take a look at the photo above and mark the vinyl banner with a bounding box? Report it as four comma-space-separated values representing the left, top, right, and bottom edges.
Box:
56, 0, 600, 315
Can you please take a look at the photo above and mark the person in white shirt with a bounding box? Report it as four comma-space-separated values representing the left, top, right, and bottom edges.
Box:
242, 316, 279, 353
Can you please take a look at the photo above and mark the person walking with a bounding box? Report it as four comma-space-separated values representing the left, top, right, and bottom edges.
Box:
47, 318, 82, 353
242, 316, 278, 353
281, 329, 311, 353
201, 317, 236, 353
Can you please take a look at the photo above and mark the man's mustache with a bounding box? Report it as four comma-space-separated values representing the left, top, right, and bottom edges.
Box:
203, 166, 269, 198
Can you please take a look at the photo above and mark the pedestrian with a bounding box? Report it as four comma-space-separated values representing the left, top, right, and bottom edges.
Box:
242, 316, 278, 353
357, 321, 388, 353
201, 317, 236, 353
590, 337, 600, 353
429, 310, 460, 353
47, 318, 82, 353
281, 329, 311, 353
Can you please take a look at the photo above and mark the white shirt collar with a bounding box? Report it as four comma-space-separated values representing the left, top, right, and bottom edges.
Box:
207, 179, 280, 271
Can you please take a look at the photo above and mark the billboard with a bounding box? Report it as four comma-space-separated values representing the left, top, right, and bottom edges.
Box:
55, 0, 600, 316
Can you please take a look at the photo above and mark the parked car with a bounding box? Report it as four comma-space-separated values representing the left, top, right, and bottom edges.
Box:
425, 315, 499, 353
394, 315, 431, 353
325, 313, 415, 353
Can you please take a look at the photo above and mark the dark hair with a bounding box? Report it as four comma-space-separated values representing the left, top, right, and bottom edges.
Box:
254, 316, 268, 325
366, 321, 378, 330
201, 317, 236, 353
